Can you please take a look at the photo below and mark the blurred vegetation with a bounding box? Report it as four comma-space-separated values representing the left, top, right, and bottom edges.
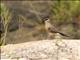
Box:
0, 3, 12, 46
51, 0, 80, 24
51, 0, 80, 38
0, 0, 80, 45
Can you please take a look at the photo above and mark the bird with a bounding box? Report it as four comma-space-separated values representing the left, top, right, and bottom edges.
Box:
43, 18, 69, 39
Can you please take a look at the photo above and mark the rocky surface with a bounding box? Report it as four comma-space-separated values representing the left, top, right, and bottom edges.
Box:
1, 40, 80, 60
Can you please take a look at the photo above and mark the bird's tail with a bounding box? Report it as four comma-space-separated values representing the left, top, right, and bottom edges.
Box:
58, 32, 70, 37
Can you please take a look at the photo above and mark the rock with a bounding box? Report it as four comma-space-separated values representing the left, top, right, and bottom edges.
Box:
1, 40, 80, 60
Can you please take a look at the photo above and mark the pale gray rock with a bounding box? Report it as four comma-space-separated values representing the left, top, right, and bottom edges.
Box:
1, 40, 80, 60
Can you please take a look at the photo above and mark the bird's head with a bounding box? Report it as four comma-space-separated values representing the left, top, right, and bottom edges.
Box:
42, 16, 50, 24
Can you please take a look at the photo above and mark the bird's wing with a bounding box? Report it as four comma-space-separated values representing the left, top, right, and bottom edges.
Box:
48, 27, 59, 33
48, 27, 70, 37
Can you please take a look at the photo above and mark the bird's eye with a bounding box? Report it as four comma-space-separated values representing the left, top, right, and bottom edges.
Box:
45, 18, 48, 21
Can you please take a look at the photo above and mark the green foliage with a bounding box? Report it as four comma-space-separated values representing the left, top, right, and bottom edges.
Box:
51, 0, 80, 25
51, 0, 80, 39
0, 3, 12, 46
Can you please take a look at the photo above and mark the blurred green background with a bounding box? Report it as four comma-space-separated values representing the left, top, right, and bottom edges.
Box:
0, 0, 80, 45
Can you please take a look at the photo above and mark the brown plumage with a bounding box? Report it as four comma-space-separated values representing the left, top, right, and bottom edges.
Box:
43, 18, 69, 38
48, 28, 69, 37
